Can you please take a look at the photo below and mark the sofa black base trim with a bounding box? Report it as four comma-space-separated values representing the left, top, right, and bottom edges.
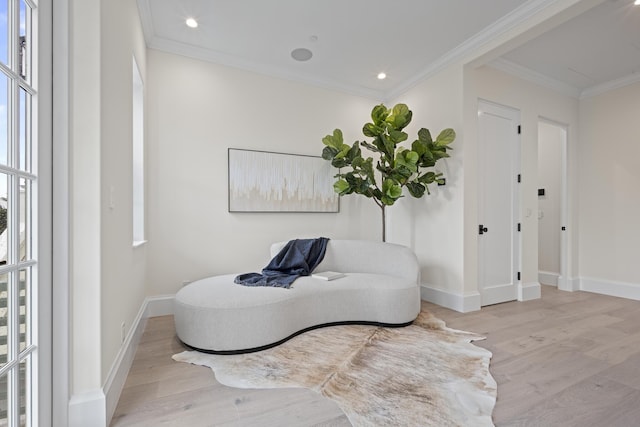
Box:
179, 320, 414, 355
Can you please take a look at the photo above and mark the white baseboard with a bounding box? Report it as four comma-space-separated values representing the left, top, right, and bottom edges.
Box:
518, 281, 541, 301
69, 390, 106, 427
538, 271, 559, 286
579, 276, 640, 301
103, 298, 150, 425
558, 276, 579, 292
144, 294, 175, 317
420, 284, 481, 313
70, 295, 177, 427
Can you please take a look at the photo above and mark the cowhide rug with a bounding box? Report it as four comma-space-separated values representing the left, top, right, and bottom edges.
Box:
173, 310, 496, 426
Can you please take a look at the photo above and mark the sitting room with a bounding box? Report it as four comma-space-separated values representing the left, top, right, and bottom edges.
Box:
45, 0, 640, 426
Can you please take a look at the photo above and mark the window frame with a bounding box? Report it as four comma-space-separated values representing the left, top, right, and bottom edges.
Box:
132, 55, 145, 247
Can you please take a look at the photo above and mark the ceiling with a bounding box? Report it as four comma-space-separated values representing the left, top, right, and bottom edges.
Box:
137, 0, 640, 100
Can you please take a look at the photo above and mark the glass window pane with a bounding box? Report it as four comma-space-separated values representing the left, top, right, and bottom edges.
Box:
0, 372, 7, 425
18, 268, 28, 352
19, 178, 29, 261
19, 88, 31, 172
19, 358, 29, 426
19, 0, 30, 82
0, 172, 7, 265
0, 0, 7, 66
0, 273, 7, 369
0, 72, 7, 166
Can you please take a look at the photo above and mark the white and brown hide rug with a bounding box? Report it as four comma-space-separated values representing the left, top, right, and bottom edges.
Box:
173, 310, 496, 426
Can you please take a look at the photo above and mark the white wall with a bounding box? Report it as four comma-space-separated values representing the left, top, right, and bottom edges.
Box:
388, 66, 465, 297
146, 50, 379, 296
537, 121, 563, 277
100, 0, 148, 381
69, 0, 102, 401
464, 65, 579, 295
67, 0, 148, 423
579, 82, 640, 287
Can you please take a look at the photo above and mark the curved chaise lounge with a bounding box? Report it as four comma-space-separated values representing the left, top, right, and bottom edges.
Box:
174, 239, 421, 354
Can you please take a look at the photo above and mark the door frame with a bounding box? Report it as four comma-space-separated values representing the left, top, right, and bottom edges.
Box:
477, 99, 521, 306
537, 117, 569, 290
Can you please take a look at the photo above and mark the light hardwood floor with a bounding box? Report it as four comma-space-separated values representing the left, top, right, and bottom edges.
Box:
111, 286, 640, 426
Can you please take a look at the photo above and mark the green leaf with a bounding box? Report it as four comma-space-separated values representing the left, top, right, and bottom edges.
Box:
371, 104, 388, 126
419, 148, 435, 166
382, 178, 402, 199
361, 158, 375, 180
380, 196, 394, 206
436, 128, 456, 147
406, 182, 426, 198
389, 130, 408, 144
334, 142, 352, 160
411, 139, 427, 157
418, 128, 432, 144
395, 149, 419, 173
363, 123, 384, 137
322, 129, 344, 149
322, 146, 338, 160
418, 171, 437, 184
386, 104, 412, 130
334, 179, 350, 195
331, 158, 349, 169
380, 134, 395, 158
347, 142, 362, 162
391, 167, 413, 181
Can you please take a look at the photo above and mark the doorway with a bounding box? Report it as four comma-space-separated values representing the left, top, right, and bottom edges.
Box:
477, 100, 521, 306
537, 119, 567, 288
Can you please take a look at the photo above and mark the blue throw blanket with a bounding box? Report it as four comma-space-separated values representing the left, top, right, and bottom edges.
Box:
234, 237, 329, 288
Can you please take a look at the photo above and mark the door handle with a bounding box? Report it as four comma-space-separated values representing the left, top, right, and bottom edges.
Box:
479, 225, 488, 235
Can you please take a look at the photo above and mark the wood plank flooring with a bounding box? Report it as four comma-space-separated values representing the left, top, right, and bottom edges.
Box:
111, 286, 640, 426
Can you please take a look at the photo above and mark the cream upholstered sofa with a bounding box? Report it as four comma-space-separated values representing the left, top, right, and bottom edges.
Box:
174, 239, 421, 353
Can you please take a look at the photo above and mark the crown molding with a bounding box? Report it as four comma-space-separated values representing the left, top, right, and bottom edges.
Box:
147, 36, 384, 101
488, 58, 581, 98
580, 72, 640, 99
385, 0, 562, 101
489, 57, 640, 100
138, 0, 603, 103
136, 0, 382, 101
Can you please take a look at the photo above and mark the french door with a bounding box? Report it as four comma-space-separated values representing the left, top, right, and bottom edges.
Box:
0, 0, 44, 425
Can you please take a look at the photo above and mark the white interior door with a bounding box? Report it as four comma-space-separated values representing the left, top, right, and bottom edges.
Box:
478, 100, 520, 306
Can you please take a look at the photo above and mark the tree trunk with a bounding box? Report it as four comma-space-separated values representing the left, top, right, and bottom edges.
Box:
381, 205, 386, 242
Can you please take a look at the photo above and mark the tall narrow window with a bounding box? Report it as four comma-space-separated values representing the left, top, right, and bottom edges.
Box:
0, 0, 38, 425
132, 57, 144, 245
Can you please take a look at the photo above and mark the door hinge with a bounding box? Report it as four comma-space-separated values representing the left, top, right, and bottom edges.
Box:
518, 125, 521, 134
517, 272, 521, 281
561, 226, 566, 231
479, 224, 488, 235
517, 174, 521, 183
517, 223, 521, 232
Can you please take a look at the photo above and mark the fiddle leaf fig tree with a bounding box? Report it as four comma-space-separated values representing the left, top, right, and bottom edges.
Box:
321, 103, 455, 241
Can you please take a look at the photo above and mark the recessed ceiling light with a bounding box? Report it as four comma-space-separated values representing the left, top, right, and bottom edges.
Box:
186, 18, 198, 28
291, 48, 313, 62
377, 72, 387, 80
635, 0, 640, 5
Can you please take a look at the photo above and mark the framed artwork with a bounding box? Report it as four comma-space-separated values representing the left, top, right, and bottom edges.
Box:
228, 148, 339, 213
